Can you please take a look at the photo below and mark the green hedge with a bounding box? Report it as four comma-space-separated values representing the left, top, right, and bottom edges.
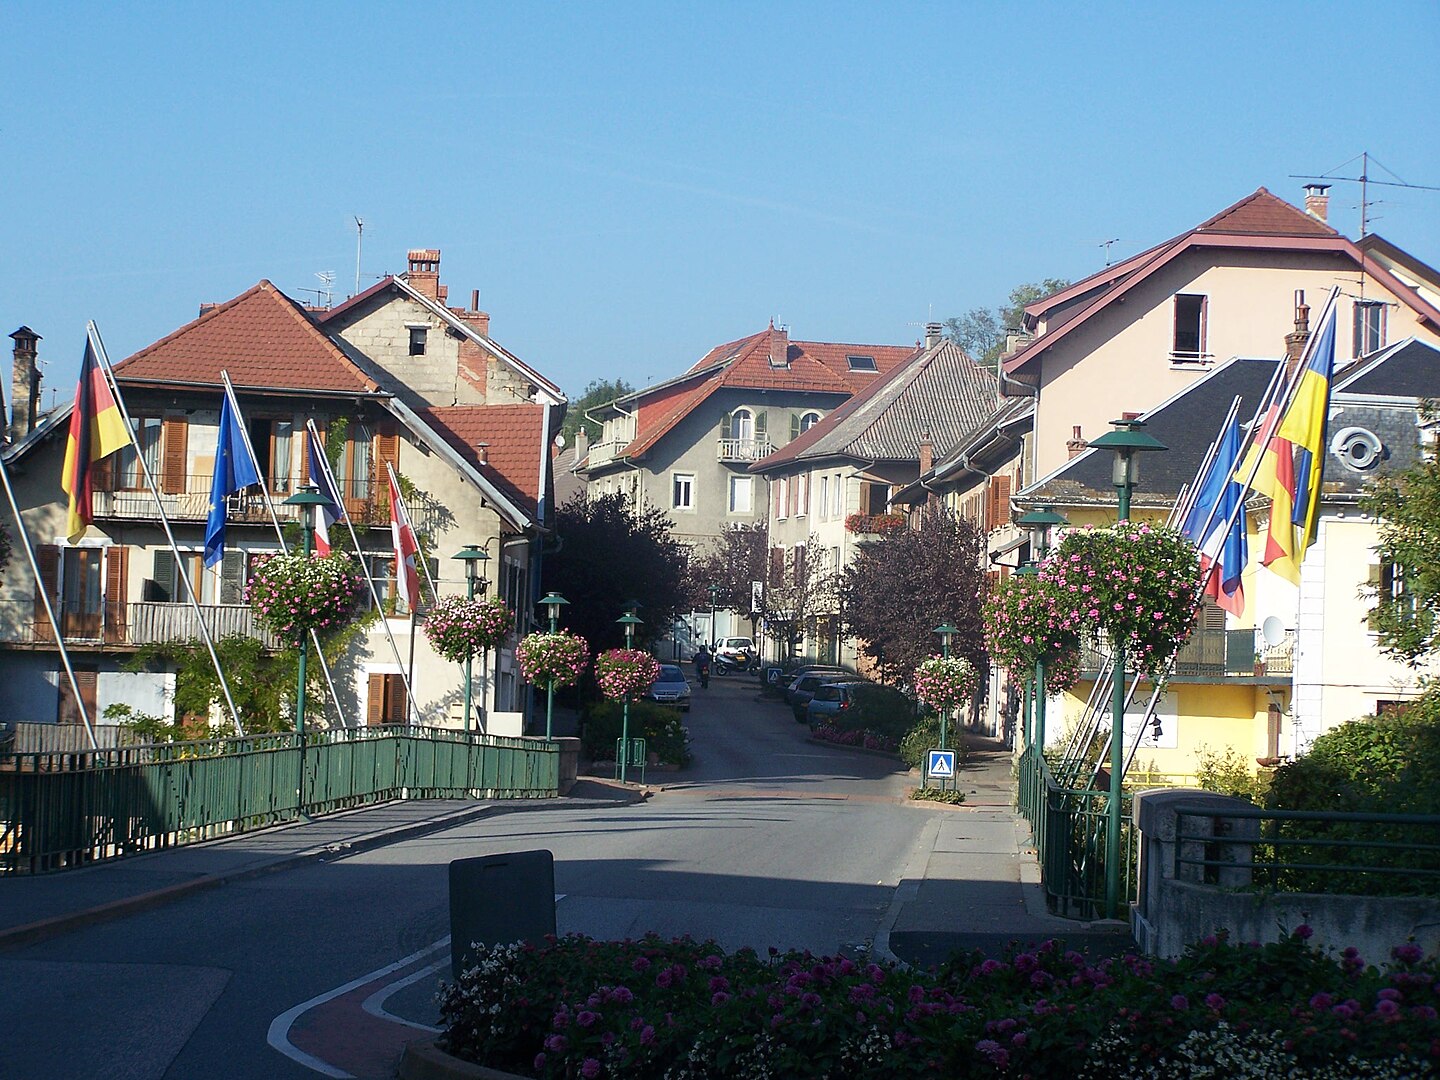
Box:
826, 683, 915, 741
582, 700, 691, 766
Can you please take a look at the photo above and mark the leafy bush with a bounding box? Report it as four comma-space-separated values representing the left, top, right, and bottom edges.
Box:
829, 683, 915, 742
1194, 744, 1271, 803
910, 786, 965, 804
439, 929, 1440, 1079
582, 700, 690, 766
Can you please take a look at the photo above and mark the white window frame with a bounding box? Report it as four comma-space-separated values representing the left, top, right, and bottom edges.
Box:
1353, 300, 1387, 358
672, 472, 696, 511
776, 476, 789, 520
728, 475, 753, 514
1171, 293, 1208, 360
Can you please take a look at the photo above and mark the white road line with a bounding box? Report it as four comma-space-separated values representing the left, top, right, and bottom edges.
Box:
361, 955, 448, 1032
266, 938, 451, 1078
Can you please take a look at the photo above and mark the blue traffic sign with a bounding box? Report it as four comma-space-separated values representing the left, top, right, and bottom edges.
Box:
927, 749, 956, 778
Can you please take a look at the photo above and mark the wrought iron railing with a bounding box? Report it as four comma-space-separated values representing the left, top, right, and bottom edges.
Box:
0, 599, 280, 648
0, 725, 560, 874
92, 474, 388, 525
1080, 627, 1295, 680
716, 438, 775, 462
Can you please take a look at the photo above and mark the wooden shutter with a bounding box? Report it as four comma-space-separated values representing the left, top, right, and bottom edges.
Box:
34, 545, 59, 642
149, 549, 176, 603
373, 423, 400, 485
988, 475, 1012, 529
161, 416, 188, 494
769, 545, 785, 585
793, 544, 806, 585
720, 412, 732, 440
220, 550, 245, 604
755, 410, 767, 439
104, 546, 129, 643
790, 413, 801, 442
367, 673, 385, 726
58, 667, 98, 726
387, 675, 408, 725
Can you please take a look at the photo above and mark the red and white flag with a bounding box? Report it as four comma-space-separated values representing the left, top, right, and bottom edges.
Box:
388, 464, 421, 613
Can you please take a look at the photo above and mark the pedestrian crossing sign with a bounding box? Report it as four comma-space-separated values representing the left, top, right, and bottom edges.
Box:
927, 749, 956, 778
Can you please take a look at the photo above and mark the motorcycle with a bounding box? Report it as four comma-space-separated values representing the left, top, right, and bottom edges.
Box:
712, 647, 755, 675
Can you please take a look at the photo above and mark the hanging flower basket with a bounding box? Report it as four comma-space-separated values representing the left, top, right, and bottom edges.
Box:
245, 552, 366, 644
594, 648, 662, 700
983, 571, 1082, 678
1043, 521, 1201, 680
913, 655, 979, 714
423, 595, 515, 663
516, 630, 591, 688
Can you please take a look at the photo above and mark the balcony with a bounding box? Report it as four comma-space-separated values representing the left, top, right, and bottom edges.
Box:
92, 475, 388, 526
0, 600, 281, 649
585, 438, 631, 466
717, 438, 775, 462
1080, 626, 1295, 682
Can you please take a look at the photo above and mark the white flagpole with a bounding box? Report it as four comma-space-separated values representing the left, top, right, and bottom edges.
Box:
219, 374, 349, 729
87, 323, 247, 736
307, 419, 423, 726
0, 447, 99, 749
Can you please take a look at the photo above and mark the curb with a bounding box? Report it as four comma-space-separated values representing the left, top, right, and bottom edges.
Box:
871, 813, 943, 969
398, 1039, 529, 1079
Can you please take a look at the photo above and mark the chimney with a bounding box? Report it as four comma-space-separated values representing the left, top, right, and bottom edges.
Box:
406, 249, 444, 302
455, 287, 491, 336
767, 320, 790, 369
1303, 184, 1331, 224
1004, 328, 1033, 356
476, 441, 490, 467
918, 430, 934, 474
573, 426, 589, 462
1285, 289, 1311, 377
924, 322, 943, 350
9, 326, 40, 442
1066, 425, 1087, 459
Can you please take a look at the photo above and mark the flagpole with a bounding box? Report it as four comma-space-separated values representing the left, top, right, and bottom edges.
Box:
0, 448, 99, 749
219, 374, 349, 730
307, 419, 423, 726
87, 323, 247, 736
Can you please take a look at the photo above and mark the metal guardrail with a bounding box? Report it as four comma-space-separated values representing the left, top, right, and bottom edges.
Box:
0, 725, 559, 874
1017, 745, 1134, 920
93, 473, 389, 525
1173, 803, 1440, 896
1081, 627, 1295, 680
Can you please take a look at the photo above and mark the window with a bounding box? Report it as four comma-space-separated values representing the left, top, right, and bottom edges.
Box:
818, 475, 829, 521
146, 549, 222, 606
846, 354, 877, 372
1172, 294, 1207, 358
776, 477, 789, 519
248, 417, 293, 494
1353, 300, 1386, 357
728, 475, 753, 514
862, 480, 890, 516
334, 431, 373, 504
790, 411, 823, 441
672, 472, 695, 510
114, 417, 162, 490
731, 408, 754, 441
367, 673, 408, 725
408, 327, 428, 356
830, 473, 843, 518
797, 472, 809, 516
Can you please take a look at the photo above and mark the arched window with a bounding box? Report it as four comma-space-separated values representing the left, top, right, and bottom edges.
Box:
790, 411, 823, 441
731, 408, 754, 442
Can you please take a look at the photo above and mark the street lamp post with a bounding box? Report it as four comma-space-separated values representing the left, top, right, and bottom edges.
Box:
707, 584, 719, 650
617, 611, 643, 783
538, 591, 570, 739
283, 486, 330, 818
451, 546, 490, 733
1088, 418, 1166, 920
1013, 507, 1069, 759
932, 623, 958, 750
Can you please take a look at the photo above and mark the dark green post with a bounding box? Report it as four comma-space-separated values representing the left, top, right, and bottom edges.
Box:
617, 609, 643, 783
1014, 507, 1069, 762
452, 546, 490, 733
539, 592, 570, 739
284, 487, 330, 817
932, 623, 958, 750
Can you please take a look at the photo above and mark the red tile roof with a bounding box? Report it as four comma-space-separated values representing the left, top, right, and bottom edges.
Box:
115, 281, 378, 393
1194, 187, 1338, 237
418, 404, 546, 519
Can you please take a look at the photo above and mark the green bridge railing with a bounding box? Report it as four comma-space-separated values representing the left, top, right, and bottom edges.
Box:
0, 725, 559, 874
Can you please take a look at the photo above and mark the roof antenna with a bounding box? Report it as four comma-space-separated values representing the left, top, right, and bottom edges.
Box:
353, 217, 365, 296
1100, 238, 1120, 267
1292, 151, 1439, 237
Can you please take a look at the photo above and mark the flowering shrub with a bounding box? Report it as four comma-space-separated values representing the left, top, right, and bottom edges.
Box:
594, 649, 662, 700
810, 722, 898, 752
1045, 521, 1201, 680
440, 929, 1439, 1079
982, 571, 1082, 692
423, 595, 514, 663
913, 655, 978, 715
245, 552, 365, 643
516, 630, 591, 688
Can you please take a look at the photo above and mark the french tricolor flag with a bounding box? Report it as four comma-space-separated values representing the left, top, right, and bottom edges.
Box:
306, 427, 344, 556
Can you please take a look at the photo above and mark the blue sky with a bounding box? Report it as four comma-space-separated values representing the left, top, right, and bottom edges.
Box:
3, 2, 1437, 403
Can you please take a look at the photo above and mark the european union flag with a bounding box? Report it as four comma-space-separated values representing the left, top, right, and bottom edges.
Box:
204, 392, 261, 566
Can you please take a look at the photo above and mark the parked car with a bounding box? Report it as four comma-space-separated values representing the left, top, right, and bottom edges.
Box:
805, 681, 860, 725
783, 667, 851, 706
789, 674, 865, 722
645, 664, 692, 712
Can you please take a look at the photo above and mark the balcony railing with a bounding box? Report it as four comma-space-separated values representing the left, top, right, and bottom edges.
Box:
717, 438, 775, 462
1080, 626, 1295, 680
0, 600, 280, 649
93, 474, 388, 526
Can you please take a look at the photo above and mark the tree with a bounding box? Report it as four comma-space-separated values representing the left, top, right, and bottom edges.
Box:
1361, 444, 1440, 665
544, 492, 689, 651
838, 504, 986, 687
944, 278, 1069, 365
757, 535, 838, 659
560, 378, 635, 444
685, 523, 768, 638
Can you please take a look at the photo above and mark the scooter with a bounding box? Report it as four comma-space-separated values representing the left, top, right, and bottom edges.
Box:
696, 660, 710, 688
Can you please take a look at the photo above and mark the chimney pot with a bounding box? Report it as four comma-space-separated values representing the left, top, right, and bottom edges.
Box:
476, 441, 490, 467
406, 248, 442, 300
1303, 184, 1331, 224
1284, 288, 1312, 375
471, 289, 480, 311
1066, 425, 1088, 460
924, 322, 943, 349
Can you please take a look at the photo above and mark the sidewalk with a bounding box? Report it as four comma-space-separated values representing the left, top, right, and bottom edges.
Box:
876, 734, 1132, 968
0, 779, 643, 951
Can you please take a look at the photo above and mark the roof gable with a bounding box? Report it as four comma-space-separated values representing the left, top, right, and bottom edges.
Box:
417, 403, 546, 520
115, 281, 378, 393
1194, 187, 1338, 237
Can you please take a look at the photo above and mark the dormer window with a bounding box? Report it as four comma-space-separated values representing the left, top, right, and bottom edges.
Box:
847, 354, 877, 372
408, 327, 428, 356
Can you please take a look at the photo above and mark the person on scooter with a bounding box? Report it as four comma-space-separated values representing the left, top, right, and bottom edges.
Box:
694, 644, 711, 688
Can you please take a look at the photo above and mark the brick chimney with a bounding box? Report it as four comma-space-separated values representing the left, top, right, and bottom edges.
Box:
1066, 425, 1087, 459
406, 249, 446, 303
1303, 184, 1331, 224
924, 322, 943, 350
918, 430, 934, 474
453, 287, 491, 337
9, 326, 40, 442
767, 320, 790, 368
1285, 289, 1311, 377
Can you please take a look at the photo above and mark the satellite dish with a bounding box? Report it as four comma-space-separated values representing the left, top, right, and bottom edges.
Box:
1261, 616, 1286, 647
553, 432, 566, 448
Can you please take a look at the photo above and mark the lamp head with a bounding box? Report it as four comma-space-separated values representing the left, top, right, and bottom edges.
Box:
1088, 419, 1166, 488
451, 545, 490, 580
539, 591, 569, 613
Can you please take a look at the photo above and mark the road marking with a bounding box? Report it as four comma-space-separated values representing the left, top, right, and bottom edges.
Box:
362, 956, 448, 1033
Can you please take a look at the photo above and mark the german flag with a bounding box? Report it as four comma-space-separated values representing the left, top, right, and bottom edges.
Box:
61, 339, 129, 541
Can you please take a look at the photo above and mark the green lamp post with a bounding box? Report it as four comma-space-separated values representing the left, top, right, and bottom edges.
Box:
1087, 418, 1166, 920
451, 545, 490, 733
283, 486, 331, 817
1013, 507, 1070, 759
538, 591, 570, 739
617, 611, 643, 782
932, 622, 958, 750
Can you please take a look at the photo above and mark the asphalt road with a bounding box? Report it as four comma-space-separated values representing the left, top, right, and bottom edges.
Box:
1, 676, 936, 1080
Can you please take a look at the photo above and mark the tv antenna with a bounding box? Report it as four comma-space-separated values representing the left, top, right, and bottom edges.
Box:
1291, 151, 1439, 237
297, 271, 336, 308
353, 217, 364, 296
1099, 238, 1120, 267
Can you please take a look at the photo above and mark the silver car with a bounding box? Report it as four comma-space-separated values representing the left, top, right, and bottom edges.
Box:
645, 664, 692, 711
